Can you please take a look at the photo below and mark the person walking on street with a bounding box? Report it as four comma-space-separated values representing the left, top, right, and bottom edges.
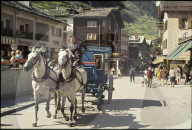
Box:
161, 67, 168, 85
129, 67, 133, 83
147, 67, 153, 88
183, 63, 190, 84
169, 67, 176, 88
176, 65, 181, 84
132, 67, 136, 83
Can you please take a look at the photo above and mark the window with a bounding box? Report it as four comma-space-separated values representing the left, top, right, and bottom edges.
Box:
87, 33, 97, 40
179, 18, 189, 29
6, 19, 10, 29
20, 25, 24, 32
87, 21, 97, 28
182, 19, 188, 29
25, 24, 29, 32
183, 32, 188, 38
94, 54, 103, 70
52, 26, 54, 36
163, 39, 167, 49
1, 21, 4, 29
163, 20, 167, 31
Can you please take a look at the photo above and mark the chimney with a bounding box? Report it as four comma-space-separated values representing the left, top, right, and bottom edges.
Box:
79, 6, 83, 12
21, 1, 32, 7
56, 4, 59, 10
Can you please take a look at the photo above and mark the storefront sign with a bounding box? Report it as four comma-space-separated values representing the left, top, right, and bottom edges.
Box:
18, 39, 32, 46
38, 41, 47, 46
53, 41, 59, 46
170, 60, 185, 64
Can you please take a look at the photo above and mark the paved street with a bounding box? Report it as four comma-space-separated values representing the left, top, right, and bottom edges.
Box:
1, 75, 191, 129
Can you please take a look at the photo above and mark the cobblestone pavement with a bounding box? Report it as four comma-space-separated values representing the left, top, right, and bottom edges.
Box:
1, 75, 191, 129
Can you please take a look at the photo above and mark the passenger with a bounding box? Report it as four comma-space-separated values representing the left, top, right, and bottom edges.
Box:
15, 50, 23, 60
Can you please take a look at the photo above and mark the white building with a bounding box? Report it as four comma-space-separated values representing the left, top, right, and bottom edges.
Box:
1, 1, 68, 59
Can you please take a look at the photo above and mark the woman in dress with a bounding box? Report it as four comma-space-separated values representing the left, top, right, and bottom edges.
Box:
161, 67, 168, 85
176, 65, 181, 84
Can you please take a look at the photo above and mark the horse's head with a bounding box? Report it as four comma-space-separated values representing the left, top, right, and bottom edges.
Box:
23, 46, 43, 71
58, 49, 71, 68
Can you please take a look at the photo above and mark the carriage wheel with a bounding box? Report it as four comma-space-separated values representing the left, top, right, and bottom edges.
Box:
108, 74, 114, 104
97, 84, 103, 111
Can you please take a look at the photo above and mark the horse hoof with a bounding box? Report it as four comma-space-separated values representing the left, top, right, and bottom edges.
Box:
53, 115, 57, 119
47, 113, 51, 118
73, 116, 77, 121
32, 123, 37, 127
70, 123, 76, 127
65, 116, 69, 121
82, 108, 85, 113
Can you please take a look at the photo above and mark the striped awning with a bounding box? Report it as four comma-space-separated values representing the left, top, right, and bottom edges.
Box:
166, 40, 192, 60
152, 56, 165, 64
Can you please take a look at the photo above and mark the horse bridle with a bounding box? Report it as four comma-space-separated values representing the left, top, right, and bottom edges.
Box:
27, 52, 41, 67
59, 53, 71, 68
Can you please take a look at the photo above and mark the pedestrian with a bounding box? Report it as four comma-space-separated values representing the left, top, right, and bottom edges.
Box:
183, 63, 190, 84
141, 75, 145, 87
129, 67, 133, 83
7, 51, 12, 60
132, 67, 136, 83
161, 67, 168, 85
111, 67, 115, 75
147, 67, 153, 88
15, 50, 23, 60
176, 65, 181, 84
10, 51, 18, 68
156, 65, 162, 85
169, 67, 176, 88
144, 69, 148, 86
154, 67, 158, 77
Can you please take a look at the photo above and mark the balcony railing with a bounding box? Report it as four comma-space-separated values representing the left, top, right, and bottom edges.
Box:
35, 34, 49, 41
1, 28, 13, 37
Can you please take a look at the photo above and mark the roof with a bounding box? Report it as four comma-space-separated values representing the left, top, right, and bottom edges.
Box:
146, 40, 152, 45
129, 36, 145, 44
158, 1, 192, 17
74, 8, 116, 17
74, 7, 124, 28
2, 1, 69, 25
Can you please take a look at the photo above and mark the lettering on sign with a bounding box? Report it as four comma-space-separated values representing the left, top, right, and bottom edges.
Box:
18, 39, 32, 45
170, 60, 185, 64
53, 41, 59, 46
38, 42, 47, 46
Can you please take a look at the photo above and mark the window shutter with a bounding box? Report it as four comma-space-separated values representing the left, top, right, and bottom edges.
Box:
188, 18, 192, 29
178, 18, 182, 29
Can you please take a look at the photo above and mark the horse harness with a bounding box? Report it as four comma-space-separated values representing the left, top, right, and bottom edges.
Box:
31, 62, 59, 92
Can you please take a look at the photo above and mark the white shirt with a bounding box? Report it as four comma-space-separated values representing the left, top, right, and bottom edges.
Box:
169, 69, 175, 77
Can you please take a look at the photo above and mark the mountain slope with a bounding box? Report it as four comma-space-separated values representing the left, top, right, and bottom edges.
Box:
32, 1, 158, 40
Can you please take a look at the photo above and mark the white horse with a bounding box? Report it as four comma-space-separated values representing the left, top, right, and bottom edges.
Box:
56, 49, 87, 122
23, 47, 60, 127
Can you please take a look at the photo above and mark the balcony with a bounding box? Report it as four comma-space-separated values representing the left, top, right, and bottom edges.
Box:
1, 28, 13, 37
35, 34, 49, 41
16, 31, 33, 40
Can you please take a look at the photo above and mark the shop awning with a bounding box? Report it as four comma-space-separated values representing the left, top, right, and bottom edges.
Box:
152, 56, 165, 64
166, 40, 192, 60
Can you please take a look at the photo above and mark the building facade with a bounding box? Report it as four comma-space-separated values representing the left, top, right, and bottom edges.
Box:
157, 1, 192, 70
1, 1, 68, 59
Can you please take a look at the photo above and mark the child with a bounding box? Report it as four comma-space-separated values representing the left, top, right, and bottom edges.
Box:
141, 75, 145, 87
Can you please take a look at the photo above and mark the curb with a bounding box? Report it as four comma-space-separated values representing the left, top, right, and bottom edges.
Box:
1, 98, 46, 117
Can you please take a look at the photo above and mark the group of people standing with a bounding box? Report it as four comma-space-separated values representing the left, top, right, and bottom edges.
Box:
1, 50, 23, 68
141, 63, 191, 88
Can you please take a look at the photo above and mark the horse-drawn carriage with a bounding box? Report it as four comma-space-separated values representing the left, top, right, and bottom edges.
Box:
23, 44, 114, 127
80, 43, 114, 110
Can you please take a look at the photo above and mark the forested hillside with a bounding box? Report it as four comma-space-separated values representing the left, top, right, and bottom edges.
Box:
32, 1, 158, 40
